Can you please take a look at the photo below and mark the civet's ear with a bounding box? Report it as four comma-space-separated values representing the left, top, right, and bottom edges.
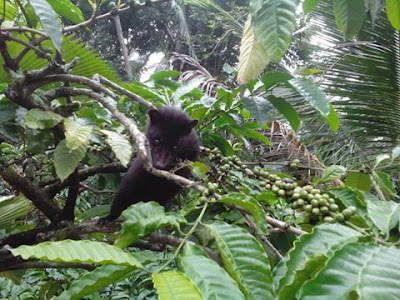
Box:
148, 109, 161, 124
189, 119, 198, 129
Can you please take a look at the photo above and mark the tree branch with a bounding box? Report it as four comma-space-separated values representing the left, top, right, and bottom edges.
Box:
1, 166, 60, 222
64, 7, 131, 33
94, 74, 154, 108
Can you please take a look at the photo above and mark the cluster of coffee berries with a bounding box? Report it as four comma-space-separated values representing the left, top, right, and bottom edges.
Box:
88, 144, 105, 152
289, 158, 300, 170
252, 167, 356, 223
203, 147, 246, 176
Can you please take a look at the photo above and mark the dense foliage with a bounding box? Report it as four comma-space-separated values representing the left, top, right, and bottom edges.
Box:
0, 0, 400, 299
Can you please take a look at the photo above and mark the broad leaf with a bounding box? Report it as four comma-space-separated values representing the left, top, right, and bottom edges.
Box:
115, 202, 185, 248
372, 171, 396, 197
328, 187, 368, 219
325, 104, 339, 131
191, 162, 209, 179
374, 154, 390, 169
57, 265, 134, 300
332, 0, 365, 40
207, 221, 274, 299
267, 95, 300, 130
152, 271, 202, 300
121, 82, 164, 102
391, 145, 400, 161
345, 171, 371, 192
173, 77, 205, 102
243, 96, 273, 127
46, 0, 84, 24
10, 240, 143, 267
288, 78, 330, 117
364, 192, 400, 234
24, 109, 63, 129
276, 223, 362, 299
180, 254, 245, 300
386, 0, 400, 29
54, 139, 87, 182
29, 0, 63, 51
300, 243, 400, 299
150, 70, 181, 80
237, 17, 270, 84
217, 193, 265, 229
262, 71, 293, 90
64, 118, 92, 150
252, 0, 299, 62
101, 130, 132, 167
303, 0, 321, 14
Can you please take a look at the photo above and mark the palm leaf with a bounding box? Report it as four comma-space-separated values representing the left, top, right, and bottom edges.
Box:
288, 1, 399, 169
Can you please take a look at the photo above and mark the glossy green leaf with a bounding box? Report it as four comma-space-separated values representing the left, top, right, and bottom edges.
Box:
325, 104, 339, 131
332, 0, 365, 40
24, 109, 63, 129
374, 154, 390, 169
237, 17, 270, 84
345, 171, 371, 192
288, 78, 330, 117
10, 240, 143, 267
300, 243, 400, 299
372, 171, 396, 197
230, 125, 273, 146
29, 0, 63, 51
267, 95, 300, 130
121, 82, 164, 102
328, 187, 368, 219
180, 254, 245, 300
243, 96, 273, 127
217, 193, 264, 229
150, 70, 181, 80
46, 0, 84, 24
54, 139, 87, 182
252, 0, 299, 62
57, 265, 134, 300
191, 162, 209, 179
276, 223, 362, 300
153, 271, 202, 300
115, 202, 185, 248
173, 77, 205, 102
207, 222, 274, 299
364, 192, 400, 234
64, 118, 92, 150
101, 130, 132, 168
262, 71, 293, 90
303, 0, 321, 14
391, 145, 400, 161
386, 0, 400, 29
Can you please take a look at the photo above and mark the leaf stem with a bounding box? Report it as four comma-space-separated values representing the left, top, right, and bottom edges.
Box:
157, 201, 209, 272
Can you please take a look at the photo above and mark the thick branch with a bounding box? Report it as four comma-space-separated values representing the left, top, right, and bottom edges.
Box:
1, 166, 60, 222
44, 162, 127, 197
36, 74, 119, 101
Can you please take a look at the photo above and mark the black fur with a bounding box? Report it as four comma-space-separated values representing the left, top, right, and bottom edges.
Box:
103, 107, 200, 221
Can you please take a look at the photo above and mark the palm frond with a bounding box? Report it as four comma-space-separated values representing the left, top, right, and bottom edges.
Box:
290, 1, 399, 170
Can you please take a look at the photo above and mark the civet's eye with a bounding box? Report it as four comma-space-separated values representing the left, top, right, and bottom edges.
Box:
172, 145, 178, 151
154, 139, 160, 145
